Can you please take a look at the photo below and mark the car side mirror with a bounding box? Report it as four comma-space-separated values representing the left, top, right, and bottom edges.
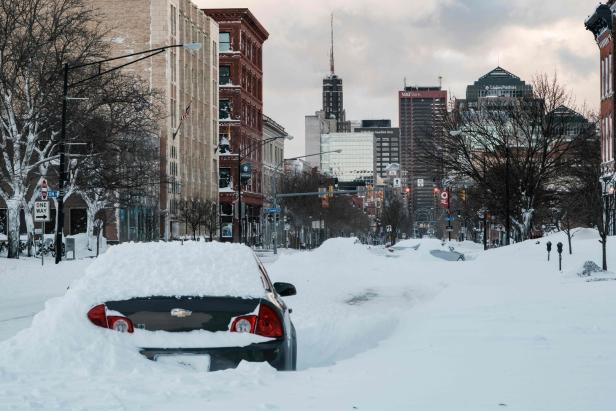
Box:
274, 282, 296, 297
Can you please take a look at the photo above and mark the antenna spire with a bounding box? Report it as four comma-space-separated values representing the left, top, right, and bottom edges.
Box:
330, 13, 335, 75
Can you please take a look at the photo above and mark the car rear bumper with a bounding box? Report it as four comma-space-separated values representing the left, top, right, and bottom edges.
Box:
139, 340, 289, 371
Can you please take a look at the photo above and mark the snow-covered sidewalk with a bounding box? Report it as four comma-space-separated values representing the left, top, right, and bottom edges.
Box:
0, 231, 615, 410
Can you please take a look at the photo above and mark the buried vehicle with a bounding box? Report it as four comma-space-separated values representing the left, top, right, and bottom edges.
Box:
82, 242, 297, 371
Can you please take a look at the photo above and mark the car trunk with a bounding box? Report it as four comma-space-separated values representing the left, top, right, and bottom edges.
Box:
105, 296, 261, 333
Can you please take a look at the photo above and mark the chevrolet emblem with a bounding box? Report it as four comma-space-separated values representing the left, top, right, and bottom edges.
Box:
170, 308, 192, 318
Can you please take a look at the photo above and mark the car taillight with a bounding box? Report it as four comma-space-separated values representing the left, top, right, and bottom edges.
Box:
256, 304, 283, 338
87, 304, 134, 333
229, 304, 283, 338
231, 315, 257, 333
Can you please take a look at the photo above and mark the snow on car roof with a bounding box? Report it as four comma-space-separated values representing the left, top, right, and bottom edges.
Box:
78, 241, 267, 302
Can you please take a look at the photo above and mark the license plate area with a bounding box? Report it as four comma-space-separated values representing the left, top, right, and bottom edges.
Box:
155, 354, 211, 371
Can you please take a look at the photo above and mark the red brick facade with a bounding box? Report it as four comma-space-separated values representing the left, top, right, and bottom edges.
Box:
203, 9, 268, 243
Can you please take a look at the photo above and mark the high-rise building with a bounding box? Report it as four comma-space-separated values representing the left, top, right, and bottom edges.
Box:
398, 86, 447, 228
456, 66, 533, 111
203, 8, 268, 244
305, 111, 336, 168
321, 132, 375, 184
586, 2, 616, 234
92, 0, 220, 241
323, 14, 349, 133
355, 120, 401, 178
305, 14, 350, 166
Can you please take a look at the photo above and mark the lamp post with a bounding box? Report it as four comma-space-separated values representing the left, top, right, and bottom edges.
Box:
54, 42, 201, 263
236, 134, 293, 245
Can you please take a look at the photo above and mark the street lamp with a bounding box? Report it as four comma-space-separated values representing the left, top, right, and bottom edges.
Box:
54, 43, 202, 263
236, 134, 293, 245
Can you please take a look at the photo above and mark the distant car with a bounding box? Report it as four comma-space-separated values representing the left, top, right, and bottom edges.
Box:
85, 252, 297, 372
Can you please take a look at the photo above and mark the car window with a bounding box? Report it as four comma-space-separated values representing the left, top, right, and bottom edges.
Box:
254, 256, 273, 291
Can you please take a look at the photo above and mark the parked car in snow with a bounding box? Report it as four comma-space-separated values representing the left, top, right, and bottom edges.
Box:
84, 243, 297, 371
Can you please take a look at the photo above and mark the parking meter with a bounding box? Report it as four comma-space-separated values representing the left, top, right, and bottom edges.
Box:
546, 241, 552, 261
556, 242, 563, 271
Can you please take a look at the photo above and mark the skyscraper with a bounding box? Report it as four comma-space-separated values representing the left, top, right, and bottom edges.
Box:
398, 86, 447, 232
323, 14, 349, 132
305, 14, 350, 167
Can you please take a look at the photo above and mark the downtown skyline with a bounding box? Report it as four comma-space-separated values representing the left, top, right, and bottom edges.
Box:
195, 0, 600, 157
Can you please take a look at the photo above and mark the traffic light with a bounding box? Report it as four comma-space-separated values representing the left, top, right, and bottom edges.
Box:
328, 185, 334, 198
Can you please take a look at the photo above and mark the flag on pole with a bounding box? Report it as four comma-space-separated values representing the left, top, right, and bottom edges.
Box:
172, 101, 192, 140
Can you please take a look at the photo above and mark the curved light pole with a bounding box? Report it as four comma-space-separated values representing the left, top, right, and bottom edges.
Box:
55, 43, 201, 263
236, 134, 293, 244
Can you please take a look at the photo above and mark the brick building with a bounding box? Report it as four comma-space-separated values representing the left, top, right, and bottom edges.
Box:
586, 2, 616, 234
203, 8, 268, 244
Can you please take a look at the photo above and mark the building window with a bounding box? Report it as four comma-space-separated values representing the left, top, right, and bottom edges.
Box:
219, 168, 231, 188
219, 99, 231, 120
220, 65, 231, 85
219, 32, 230, 52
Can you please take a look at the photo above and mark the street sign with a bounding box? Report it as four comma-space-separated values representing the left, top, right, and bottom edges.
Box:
240, 163, 251, 182
266, 207, 281, 214
393, 178, 401, 188
446, 227, 453, 232
417, 178, 424, 187
440, 190, 449, 207
47, 190, 59, 199
40, 179, 48, 200
386, 225, 392, 233
34, 201, 50, 222
446, 215, 455, 222
284, 224, 290, 231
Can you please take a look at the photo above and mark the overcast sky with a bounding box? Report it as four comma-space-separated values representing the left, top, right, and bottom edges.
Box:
195, 0, 601, 157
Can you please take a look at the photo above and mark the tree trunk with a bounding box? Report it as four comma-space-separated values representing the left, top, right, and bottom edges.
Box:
602, 237, 608, 271
86, 207, 95, 250
6, 198, 21, 259
24, 206, 35, 257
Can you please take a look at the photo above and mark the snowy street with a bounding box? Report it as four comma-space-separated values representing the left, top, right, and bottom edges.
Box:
0, 232, 615, 410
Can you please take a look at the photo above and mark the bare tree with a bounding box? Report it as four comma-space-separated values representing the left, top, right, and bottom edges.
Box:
381, 195, 408, 245
0, 0, 161, 257
177, 199, 205, 240
202, 199, 219, 241
424, 73, 594, 243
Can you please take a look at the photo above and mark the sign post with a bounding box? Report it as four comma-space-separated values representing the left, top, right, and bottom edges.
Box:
34, 201, 50, 265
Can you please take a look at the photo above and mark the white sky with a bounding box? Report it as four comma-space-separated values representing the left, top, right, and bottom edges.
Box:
194, 0, 601, 157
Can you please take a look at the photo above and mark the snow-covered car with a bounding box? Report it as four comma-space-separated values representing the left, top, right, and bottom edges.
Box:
81, 242, 297, 371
